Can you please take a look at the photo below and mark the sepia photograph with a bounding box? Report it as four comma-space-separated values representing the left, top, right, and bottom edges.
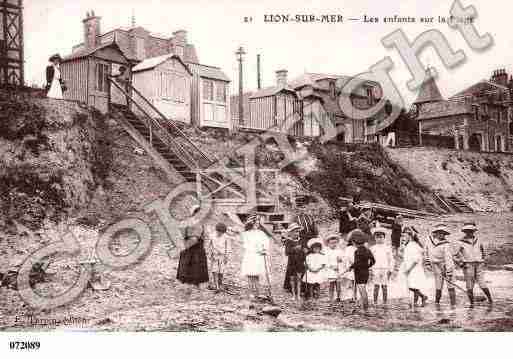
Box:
0, 0, 512, 355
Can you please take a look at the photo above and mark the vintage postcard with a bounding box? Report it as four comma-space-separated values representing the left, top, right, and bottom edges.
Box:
0, 0, 512, 356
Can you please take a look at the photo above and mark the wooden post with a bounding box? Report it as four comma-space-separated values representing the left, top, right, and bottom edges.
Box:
236, 46, 246, 127
418, 121, 423, 146
257, 54, 262, 90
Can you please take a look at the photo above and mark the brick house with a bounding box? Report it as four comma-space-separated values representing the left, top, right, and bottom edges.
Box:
415, 68, 512, 152
74, 12, 199, 64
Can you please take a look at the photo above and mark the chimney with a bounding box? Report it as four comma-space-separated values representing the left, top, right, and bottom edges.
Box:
173, 30, 187, 46
83, 10, 101, 50
276, 69, 288, 87
491, 68, 509, 87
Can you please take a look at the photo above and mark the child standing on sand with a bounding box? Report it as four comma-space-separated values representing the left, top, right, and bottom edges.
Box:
303, 238, 326, 301
208, 222, 232, 292
370, 226, 393, 305
346, 229, 375, 311
324, 234, 344, 302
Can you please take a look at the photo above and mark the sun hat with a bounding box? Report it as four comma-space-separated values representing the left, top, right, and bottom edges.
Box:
432, 223, 450, 235
287, 222, 301, 233
461, 222, 478, 232
307, 237, 323, 249
245, 213, 258, 225
348, 229, 370, 245
324, 234, 341, 245
371, 225, 387, 236
49, 53, 62, 62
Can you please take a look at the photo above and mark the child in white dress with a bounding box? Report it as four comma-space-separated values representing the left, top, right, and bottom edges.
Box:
303, 238, 326, 300
240, 215, 270, 299
324, 234, 344, 302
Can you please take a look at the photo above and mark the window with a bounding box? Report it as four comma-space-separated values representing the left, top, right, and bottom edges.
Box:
96, 63, 109, 92
160, 73, 186, 102
203, 80, 214, 101
215, 82, 226, 102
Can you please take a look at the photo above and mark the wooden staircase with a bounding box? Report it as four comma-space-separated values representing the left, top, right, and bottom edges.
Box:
108, 79, 283, 224
111, 104, 197, 182
434, 192, 473, 213
445, 195, 474, 213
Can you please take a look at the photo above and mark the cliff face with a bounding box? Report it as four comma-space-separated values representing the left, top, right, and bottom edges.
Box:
385, 147, 513, 212
290, 142, 441, 212
0, 92, 111, 229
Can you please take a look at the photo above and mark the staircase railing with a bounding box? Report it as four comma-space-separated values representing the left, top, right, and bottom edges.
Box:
115, 78, 214, 167
109, 78, 200, 171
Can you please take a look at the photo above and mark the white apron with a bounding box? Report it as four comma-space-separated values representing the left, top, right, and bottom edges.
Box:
240, 229, 270, 277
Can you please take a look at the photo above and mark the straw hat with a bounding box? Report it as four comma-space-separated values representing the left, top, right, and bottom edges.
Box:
371, 225, 387, 236
432, 223, 450, 235
245, 213, 258, 225
348, 229, 369, 245
324, 234, 341, 245
461, 222, 478, 232
287, 222, 301, 233
307, 237, 323, 249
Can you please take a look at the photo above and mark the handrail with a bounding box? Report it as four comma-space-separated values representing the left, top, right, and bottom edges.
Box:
125, 81, 214, 167
109, 78, 199, 170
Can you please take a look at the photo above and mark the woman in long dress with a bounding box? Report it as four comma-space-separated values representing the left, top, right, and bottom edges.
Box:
46, 54, 65, 100
240, 214, 270, 299
402, 226, 428, 306
176, 205, 209, 287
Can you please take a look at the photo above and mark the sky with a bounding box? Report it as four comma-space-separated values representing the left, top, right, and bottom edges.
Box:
23, 0, 513, 105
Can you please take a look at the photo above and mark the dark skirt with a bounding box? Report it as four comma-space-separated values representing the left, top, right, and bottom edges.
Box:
177, 241, 209, 285
354, 268, 370, 284
283, 254, 306, 292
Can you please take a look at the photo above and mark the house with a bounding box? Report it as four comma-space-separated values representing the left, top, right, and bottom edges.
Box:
73, 12, 198, 64
187, 62, 231, 128
60, 41, 130, 113
230, 70, 381, 141
0, 0, 23, 86
131, 54, 192, 123
415, 67, 512, 152
231, 70, 309, 136
67, 11, 231, 128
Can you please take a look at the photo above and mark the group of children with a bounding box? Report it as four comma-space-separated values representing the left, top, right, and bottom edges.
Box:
283, 222, 396, 310
202, 212, 493, 311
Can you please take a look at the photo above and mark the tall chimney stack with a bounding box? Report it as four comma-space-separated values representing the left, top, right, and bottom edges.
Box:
276, 69, 288, 88
83, 10, 101, 50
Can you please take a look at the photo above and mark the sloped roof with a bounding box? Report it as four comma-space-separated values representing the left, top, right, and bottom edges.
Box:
417, 100, 473, 120
414, 68, 444, 105
289, 72, 351, 90
249, 86, 297, 99
62, 42, 127, 62
449, 80, 508, 100
132, 54, 192, 74
187, 62, 230, 82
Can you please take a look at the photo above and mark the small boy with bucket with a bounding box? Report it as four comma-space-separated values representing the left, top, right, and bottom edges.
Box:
454, 222, 493, 306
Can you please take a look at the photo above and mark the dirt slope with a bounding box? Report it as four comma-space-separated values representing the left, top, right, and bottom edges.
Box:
385, 147, 513, 212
